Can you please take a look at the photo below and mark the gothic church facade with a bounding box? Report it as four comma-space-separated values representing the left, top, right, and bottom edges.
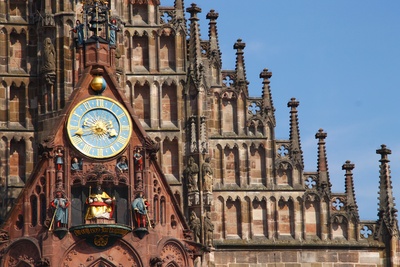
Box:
0, 0, 398, 266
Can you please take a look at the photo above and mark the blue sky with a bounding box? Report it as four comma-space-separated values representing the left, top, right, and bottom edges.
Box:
162, 1, 400, 220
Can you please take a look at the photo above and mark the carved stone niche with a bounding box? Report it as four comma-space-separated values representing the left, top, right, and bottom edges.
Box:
188, 191, 200, 207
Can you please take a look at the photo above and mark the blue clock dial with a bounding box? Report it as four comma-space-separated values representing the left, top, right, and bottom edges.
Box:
67, 96, 132, 158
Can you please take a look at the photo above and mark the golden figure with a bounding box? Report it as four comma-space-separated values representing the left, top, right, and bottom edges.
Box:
85, 186, 114, 220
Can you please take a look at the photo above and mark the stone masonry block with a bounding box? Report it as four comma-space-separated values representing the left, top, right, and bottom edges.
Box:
316, 252, 338, 262
258, 252, 281, 263
236, 251, 257, 263
215, 252, 235, 265
338, 252, 359, 263
281, 251, 297, 262
359, 251, 381, 264
301, 252, 318, 263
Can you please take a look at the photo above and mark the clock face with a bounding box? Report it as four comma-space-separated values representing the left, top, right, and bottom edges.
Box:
67, 96, 132, 159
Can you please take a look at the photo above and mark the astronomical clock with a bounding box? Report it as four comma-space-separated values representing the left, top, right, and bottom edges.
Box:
66, 96, 132, 159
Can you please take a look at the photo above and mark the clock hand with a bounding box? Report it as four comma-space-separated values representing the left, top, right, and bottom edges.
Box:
108, 129, 117, 137
75, 128, 84, 136
105, 120, 117, 137
81, 132, 97, 137
75, 126, 97, 137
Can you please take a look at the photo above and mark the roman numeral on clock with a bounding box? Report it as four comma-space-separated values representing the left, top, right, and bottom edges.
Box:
116, 136, 128, 145
96, 99, 105, 107
71, 135, 83, 145
83, 101, 92, 110
117, 113, 126, 119
82, 144, 92, 154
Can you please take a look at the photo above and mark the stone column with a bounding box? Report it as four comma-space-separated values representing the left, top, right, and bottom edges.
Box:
151, 82, 159, 128
148, 33, 157, 72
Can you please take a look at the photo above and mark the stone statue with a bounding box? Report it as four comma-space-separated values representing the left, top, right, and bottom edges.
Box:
71, 157, 82, 171
204, 211, 214, 247
72, 20, 84, 45
42, 37, 55, 72
189, 211, 201, 242
134, 148, 143, 171
116, 156, 128, 172
131, 192, 150, 228
50, 190, 69, 229
183, 156, 199, 192
202, 157, 213, 192
55, 148, 64, 171
109, 18, 119, 45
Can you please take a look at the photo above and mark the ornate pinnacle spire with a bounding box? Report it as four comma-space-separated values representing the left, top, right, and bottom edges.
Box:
186, 3, 203, 88
206, 9, 221, 67
342, 160, 359, 222
174, 0, 185, 22
287, 98, 303, 169
260, 68, 275, 126
233, 39, 248, 94
175, 0, 184, 9
315, 128, 331, 197
376, 144, 398, 237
